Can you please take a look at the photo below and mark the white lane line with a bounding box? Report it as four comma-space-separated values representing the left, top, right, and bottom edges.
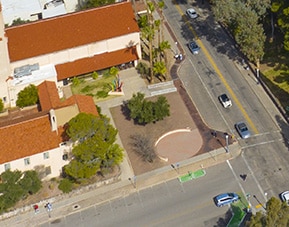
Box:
241, 152, 267, 202
227, 159, 255, 211
187, 58, 232, 132
241, 138, 283, 150
226, 160, 247, 197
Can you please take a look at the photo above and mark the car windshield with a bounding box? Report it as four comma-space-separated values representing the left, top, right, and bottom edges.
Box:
240, 124, 248, 132
190, 43, 198, 48
221, 95, 229, 101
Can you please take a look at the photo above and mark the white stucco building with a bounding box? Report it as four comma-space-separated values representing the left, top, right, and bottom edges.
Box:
0, 1, 141, 107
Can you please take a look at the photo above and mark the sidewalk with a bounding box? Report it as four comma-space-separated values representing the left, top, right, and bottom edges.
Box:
1, 143, 241, 227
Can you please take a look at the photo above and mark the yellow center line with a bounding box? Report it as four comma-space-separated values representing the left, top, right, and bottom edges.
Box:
174, 5, 258, 134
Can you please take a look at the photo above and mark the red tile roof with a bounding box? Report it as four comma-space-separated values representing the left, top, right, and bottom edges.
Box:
38, 81, 61, 111
37, 81, 99, 116
0, 115, 63, 164
6, 2, 139, 62
55, 47, 138, 80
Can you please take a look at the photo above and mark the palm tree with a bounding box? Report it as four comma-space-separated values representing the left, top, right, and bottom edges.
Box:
158, 1, 165, 42
153, 61, 167, 81
146, 1, 155, 82
154, 19, 161, 61
159, 40, 171, 62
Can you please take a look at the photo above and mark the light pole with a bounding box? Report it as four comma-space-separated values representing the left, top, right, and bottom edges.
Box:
128, 176, 136, 188
225, 134, 229, 153
175, 42, 178, 56
256, 68, 260, 84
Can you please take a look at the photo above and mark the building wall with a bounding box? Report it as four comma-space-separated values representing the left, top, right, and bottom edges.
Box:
10, 33, 140, 70
0, 144, 72, 180
0, 5, 11, 107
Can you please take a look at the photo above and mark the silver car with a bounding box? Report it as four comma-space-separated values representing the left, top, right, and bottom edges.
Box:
235, 122, 250, 139
186, 8, 198, 19
280, 191, 289, 205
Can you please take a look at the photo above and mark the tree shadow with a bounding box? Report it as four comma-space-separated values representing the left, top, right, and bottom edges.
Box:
212, 209, 232, 227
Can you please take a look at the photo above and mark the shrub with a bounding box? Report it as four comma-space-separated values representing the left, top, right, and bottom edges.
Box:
58, 178, 73, 193
92, 71, 99, 80
71, 77, 80, 86
16, 84, 38, 108
96, 90, 108, 98
0, 99, 4, 112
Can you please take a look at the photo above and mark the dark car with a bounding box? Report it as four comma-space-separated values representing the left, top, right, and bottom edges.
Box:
188, 41, 200, 55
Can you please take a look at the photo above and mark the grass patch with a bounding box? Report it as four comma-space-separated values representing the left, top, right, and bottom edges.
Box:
228, 205, 246, 227
71, 74, 117, 102
227, 192, 249, 227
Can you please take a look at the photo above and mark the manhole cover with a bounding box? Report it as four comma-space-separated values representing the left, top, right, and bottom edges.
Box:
73, 204, 80, 209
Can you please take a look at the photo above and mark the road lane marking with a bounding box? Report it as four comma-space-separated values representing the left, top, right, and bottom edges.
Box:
241, 152, 267, 202
173, 4, 259, 134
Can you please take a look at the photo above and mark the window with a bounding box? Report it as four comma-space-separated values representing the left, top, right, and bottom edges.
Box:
43, 152, 49, 160
4, 163, 10, 171
24, 158, 30, 165
62, 154, 68, 160
3, 97, 6, 102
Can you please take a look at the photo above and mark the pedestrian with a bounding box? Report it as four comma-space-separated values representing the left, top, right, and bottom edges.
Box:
240, 174, 247, 181
33, 204, 39, 214
212, 131, 217, 138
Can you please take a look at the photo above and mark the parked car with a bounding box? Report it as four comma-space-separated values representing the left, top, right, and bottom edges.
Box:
186, 8, 198, 19
188, 41, 200, 55
218, 94, 232, 108
235, 122, 251, 139
214, 193, 239, 207
280, 191, 289, 205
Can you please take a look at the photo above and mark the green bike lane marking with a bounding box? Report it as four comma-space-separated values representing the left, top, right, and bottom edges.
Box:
173, 3, 258, 134
179, 169, 206, 183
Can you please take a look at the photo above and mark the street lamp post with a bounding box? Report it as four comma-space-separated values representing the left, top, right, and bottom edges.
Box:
256, 68, 260, 84
175, 42, 178, 56
225, 134, 229, 153
128, 176, 136, 188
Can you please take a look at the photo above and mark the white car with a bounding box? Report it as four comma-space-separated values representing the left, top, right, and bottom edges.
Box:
280, 191, 289, 204
186, 8, 198, 19
218, 94, 232, 108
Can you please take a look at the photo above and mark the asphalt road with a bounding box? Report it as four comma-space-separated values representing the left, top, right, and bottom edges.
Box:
163, 0, 289, 201
39, 162, 242, 227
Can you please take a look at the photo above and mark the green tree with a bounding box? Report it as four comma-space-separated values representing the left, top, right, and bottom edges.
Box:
127, 92, 146, 120
234, 7, 265, 66
136, 62, 149, 79
212, 0, 266, 66
16, 84, 38, 108
58, 178, 73, 193
109, 66, 119, 77
0, 99, 4, 112
0, 170, 41, 214
274, 0, 289, 51
64, 113, 123, 180
80, 0, 115, 9
159, 40, 171, 62
127, 92, 170, 124
19, 170, 42, 194
11, 18, 30, 27
154, 96, 170, 121
246, 197, 289, 226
